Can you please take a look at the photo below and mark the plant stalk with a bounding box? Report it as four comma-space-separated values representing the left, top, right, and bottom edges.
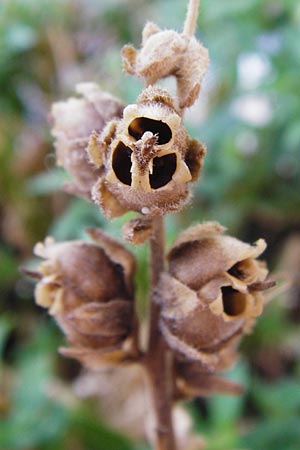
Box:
145, 216, 176, 450
183, 0, 200, 37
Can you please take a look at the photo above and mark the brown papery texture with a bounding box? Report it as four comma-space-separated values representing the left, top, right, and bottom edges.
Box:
155, 222, 272, 373
32, 230, 136, 368
122, 21, 209, 109
51, 82, 124, 200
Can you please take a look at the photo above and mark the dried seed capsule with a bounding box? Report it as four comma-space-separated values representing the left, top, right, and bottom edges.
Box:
28, 230, 136, 367
51, 82, 124, 200
122, 21, 209, 108
88, 86, 206, 218
155, 222, 274, 370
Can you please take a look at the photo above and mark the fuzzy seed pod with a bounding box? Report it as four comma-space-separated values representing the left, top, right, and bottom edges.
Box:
155, 222, 274, 370
88, 86, 206, 218
122, 21, 209, 109
51, 82, 124, 200
28, 229, 136, 367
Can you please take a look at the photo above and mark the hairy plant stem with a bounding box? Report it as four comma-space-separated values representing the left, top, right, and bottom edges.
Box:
183, 0, 200, 37
145, 216, 176, 450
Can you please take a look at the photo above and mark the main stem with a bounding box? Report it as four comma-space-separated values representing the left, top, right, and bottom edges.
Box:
145, 216, 176, 450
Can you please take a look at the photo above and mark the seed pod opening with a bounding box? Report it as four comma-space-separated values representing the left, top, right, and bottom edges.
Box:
112, 142, 133, 186
149, 153, 177, 189
128, 117, 172, 145
221, 287, 247, 317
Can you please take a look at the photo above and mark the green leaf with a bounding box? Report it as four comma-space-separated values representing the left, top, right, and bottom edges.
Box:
70, 408, 134, 450
50, 199, 103, 241
0, 246, 18, 285
4, 24, 36, 52
208, 361, 249, 429
0, 315, 14, 359
26, 169, 68, 195
241, 417, 300, 450
251, 378, 300, 417
0, 326, 68, 450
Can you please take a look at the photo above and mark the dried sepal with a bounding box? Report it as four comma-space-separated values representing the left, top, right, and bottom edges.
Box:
156, 222, 273, 369
122, 22, 209, 108
59, 342, 135, 369
88, 86, 205, 218
185, 139, 206, 182
29, 231, 136, 368
87, 120, 119, 169
175, 362, 243, 398
86, 131, 105, 169
92, 177, 128, 219
122, 216, 153, 244
51, 82, 124, 200
175, 353, 243, 398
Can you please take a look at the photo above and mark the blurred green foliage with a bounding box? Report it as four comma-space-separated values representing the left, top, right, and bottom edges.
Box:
1, 0, 300, 449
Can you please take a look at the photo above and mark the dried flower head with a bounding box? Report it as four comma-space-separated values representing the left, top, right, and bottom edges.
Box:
51, 82, 124, 200
88, 86, 206, 218
27, 229, 136, 367
155, 222, 274, 369
122, 20, 209, 109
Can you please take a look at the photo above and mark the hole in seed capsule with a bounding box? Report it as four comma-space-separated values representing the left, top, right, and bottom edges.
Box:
149, 153, 176, 189
228, 259, 255, 282
221, 286, 247, 316
112, 142, 132, 186
128, 117, 172, 144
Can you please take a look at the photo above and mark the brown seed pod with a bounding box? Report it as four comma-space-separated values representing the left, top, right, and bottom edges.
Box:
27, 230, 136, 367
88, 86, 206, 218
51, 82, 124, 200
155, 222, 273, 370
122, 21, 209, 109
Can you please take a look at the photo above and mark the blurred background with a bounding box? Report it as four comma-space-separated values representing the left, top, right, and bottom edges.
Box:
0, 0, 300, 449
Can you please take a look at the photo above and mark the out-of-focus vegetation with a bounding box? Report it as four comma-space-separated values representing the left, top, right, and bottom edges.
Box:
0, 0, 299, 449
